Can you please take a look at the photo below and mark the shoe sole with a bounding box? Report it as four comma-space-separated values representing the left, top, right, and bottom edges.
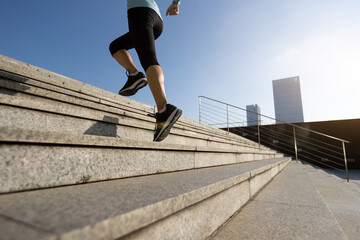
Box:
119, 78, 147, 96
154, 108, 182, 142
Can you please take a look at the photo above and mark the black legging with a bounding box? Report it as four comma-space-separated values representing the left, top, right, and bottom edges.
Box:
109, 7, 163, 72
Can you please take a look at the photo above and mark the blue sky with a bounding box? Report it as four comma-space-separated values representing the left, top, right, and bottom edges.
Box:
1, 0, 360, 122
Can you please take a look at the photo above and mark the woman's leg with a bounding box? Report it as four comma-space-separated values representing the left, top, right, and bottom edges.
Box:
125, 7, 181, 141
109, 33, 139, 74
109, 32, 148, 96
146, 65, 167, 111
128, 8, 167, 111
112, 49, 139, 74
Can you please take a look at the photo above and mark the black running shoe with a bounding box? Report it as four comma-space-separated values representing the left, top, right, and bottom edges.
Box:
153, 103, 182, 142
119, 71, 147, 96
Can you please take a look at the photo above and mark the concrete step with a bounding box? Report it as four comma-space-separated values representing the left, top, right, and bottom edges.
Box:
0, 126, 284, 193
0, 86, 263, 151
0, 54, 270, 150
0, 54, 156, 113
0, 72, 267, 151
212, 161, 354, 240
0, 157, 291, 240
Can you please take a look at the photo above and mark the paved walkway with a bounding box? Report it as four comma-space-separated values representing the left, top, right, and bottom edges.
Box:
322, 168, 360, 188
303, 163, 360, 240
213, 161, 360, 240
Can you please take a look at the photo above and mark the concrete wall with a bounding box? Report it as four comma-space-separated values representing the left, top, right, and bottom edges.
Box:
229, 119, 360, 169
296, 119, 360, 169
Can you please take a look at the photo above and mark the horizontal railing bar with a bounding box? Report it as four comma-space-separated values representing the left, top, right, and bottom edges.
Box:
228, 121, 248, 126
227, 109, 251, 119
200, 105, 224, 113
229, 126, 260, 138
228, 127, 293, 150
203, 101, 271, 124
201, 106, 226, 119
200, 96, 349, 182
206, 119, 344, 155
201, 102, 227, 112
230, 127, 345, 163
200, 110, 227, 123
258, 129, 344, 159
197, 117, 250, 144
258, 130, 294, 145
300, 158, 345, 172
297, 150, 344, 168
259, 126, 343, 151
258, 126, 343, 154
260, 140, 296, 152
295, 138, 343, 155
208, 122, 229, 127
256, 136, 296, 151
291, 133, 343, 150
230, 127, 257, 138
199, 117, 224, 127
256, 138, 295, 154
199, 96, 349, 143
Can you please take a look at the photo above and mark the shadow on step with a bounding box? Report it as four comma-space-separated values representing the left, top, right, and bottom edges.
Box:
0, 71, 31, 96
324, 168, 360, 182
84, 116, 120, 138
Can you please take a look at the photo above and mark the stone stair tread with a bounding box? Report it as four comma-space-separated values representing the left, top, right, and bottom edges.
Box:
0, 158, 289, 240
0, 56, 264, 149
212, 161, 348, 240
1, 126, 283, 194
0, 216, 57, 240
0, 70, 155, 116
0, 84, 265, 150
1, 55, 242, 140
0, 68, 207, 132
0, 126, 274, 154
0, 54, 154, 112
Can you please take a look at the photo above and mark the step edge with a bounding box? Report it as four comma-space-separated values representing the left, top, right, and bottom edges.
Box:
0, 67, 259, 147
9, 158, 289, 239
0, 126, 278, 155
64, 158, 291, 239
0, 98, 263, 151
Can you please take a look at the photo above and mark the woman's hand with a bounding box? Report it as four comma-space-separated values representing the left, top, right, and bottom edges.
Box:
166, 3, 179, 16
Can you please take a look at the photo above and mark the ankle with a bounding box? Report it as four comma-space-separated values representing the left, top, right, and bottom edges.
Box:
127, 69, 139, 75
157, 103, 168, 113
129, 71, 139, 76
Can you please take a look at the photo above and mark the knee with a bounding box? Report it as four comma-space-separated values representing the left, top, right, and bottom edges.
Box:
144, 64, 161, 73
140, 55, 160, 72
109, 41, 120, 56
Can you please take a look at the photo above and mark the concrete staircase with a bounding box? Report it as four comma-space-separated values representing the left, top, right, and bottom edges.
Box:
0, 55, 291, 239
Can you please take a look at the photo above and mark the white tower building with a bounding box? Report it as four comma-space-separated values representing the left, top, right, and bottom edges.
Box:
273, 76, 304, 124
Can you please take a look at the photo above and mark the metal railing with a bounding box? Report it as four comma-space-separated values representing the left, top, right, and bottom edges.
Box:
199, 96, 350, 182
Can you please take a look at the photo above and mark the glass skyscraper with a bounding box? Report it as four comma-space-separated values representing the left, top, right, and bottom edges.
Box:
246, 104, 261, 126
273, 76, 304, 124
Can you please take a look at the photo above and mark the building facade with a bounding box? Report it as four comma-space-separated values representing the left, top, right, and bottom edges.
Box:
246, 104, 261, 126
273, 76, 304, 124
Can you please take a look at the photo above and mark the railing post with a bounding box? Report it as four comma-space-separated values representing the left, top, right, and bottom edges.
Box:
226, 104, 229, 133
342, 141, 349, 182
199, 96, 201, 123
293, 127, 298, 163
257, 122, 261, 148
